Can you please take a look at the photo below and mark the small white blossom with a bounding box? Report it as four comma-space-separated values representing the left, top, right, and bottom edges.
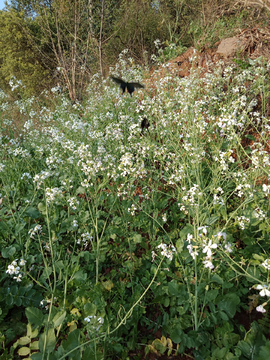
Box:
256, 284, 270, 297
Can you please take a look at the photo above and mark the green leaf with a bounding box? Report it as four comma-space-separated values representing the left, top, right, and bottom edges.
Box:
39, 329, 56, 354
168, 281, 182, 296
62, 329, 80, 352
73, 270, 87, 282
176, 238, 185, 252
25, 307, 44, 327
53, 311, 66, 328
18, 347, 31, 356
205, 216, 220, 226
30, 341, 39, 350
211, 274, 223, 284
38, 202, 47, 214
1, 245, 16, 258
27, 323, 39, 338
258, 341, 270, 359
25, 207, 41, 219
206, 289, 219, 302
84, 303, 97, 317
15, 296, 22, 307
18, 336, 31, 346
217, 293, 240, 318
163, 297, 170, 307
170, 324, 183, 344
6, 293, 14, 306
31, 352, 43, 360
219, 311, 229, 321
132, 233, 142, 244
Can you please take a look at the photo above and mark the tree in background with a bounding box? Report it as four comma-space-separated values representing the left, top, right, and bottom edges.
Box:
0, 9, 51, 97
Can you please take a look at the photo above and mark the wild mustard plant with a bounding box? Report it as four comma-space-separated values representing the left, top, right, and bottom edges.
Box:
1, 50, 270, 358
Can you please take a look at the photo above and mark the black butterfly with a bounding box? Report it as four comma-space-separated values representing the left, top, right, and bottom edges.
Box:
141, 117, 150, 132
111, 76, 144, 96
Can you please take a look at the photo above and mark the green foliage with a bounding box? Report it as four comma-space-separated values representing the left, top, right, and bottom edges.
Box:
1, 46, 270, 359
0, 10, 51, 97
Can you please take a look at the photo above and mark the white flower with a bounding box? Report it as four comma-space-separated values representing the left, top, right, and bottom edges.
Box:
203, 258, 214, 270
256, 284, 270, 297
13, 274, 22, 282
19, 259, 26, 266
186, 234, 193, 244
198, 226, 208, 235
215, 232, 227, 240
224, 242, 233, 253
256, 305, 266, 313
202, 240, 217, 257
261, 259, 270, 270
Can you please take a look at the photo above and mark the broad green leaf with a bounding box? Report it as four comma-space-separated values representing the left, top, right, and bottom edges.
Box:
25, 207, 41, 219
6, 293, 14, 306
217, 293, 240, 318
62, 328, 80, 352
168, 281, 182, 296
31, 352, 43, 360
53, 311, 66, 328
102, 280, 114, 291
39, 329, 56, 354
211, 274, 223, 284
258, 341, 270, 359
73, 270, 87, 282
170, 324, 182, 344
1, 245, 16, 258
18, 336, 31, 346
27, 323, 39, 338
30, 341, 39, 350
132, 233, 142, 243
84, 303, 97, 317
18, 347, 30, 356
206, 289, 219, 302
25, 307, 44, 327
38, 202, 46, 214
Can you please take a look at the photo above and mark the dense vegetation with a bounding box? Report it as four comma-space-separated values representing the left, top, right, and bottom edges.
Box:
1, 1, 270, 360
1, 0, 270, 100
1, 48, 270, 359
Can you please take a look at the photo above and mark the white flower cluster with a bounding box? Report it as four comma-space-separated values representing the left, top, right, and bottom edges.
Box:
77, 232, 93, 247
84, 315, 104, 331
253, 207, 266, 221
45, 187, 63, 205
72, 219, 78, 228
8, 147, 30, 158
21, 172, 32, 180
237, 216, 250, 230
263, 184, 270, 194
157, 242, 176, 261
33, 170, 52, 189
40, 297, 57, 310
213, 187, 225, 206
67, 197, 79, 210
6, 259, 26, 282
260, 259, 270, 270
186, 234, 198, 260
128, 204, 137, 216
202, 239, 217, 270
28, 224, 42, 239
9, 76, 23, 91
182, 184, 202, 208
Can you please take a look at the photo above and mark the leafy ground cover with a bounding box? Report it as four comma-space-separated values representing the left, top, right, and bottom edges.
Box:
1, 48, 270, 360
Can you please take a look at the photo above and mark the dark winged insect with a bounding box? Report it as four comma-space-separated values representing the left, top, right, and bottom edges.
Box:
111, 76, 144, 96
141, 117, 150, 131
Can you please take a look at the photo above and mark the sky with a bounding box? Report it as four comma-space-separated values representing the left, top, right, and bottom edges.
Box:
0, 0, 7, 10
